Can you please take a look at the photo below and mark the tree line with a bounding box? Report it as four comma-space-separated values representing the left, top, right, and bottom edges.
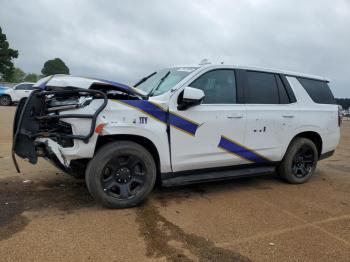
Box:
0, 26, 69, 83
336, 98, 350, 110
1, 26, 349, 108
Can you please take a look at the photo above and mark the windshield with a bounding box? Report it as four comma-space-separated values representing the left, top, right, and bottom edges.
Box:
134, 67, 197, 96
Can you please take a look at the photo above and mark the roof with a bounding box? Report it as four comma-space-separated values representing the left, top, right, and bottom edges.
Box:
231, 65, 329, 82
174, 63, 329, 82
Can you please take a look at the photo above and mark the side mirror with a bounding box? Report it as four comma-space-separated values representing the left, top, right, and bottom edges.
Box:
177, 86, 205, 110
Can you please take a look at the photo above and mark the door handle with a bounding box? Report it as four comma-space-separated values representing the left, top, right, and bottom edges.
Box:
227, 114, 243, 119
282, 114, 294, 118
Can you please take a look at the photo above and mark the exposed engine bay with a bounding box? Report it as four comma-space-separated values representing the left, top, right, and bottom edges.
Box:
12, 75, 142, 173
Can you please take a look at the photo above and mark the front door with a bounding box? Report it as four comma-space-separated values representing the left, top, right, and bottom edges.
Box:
169, 69, 247, 172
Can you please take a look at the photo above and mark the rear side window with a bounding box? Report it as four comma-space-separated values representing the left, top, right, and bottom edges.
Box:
245, 71, 279, 104
297, 78, 335, 104
16, 84, 33, 90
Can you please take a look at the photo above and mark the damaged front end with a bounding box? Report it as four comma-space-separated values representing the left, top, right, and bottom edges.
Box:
12, 75, 140, 173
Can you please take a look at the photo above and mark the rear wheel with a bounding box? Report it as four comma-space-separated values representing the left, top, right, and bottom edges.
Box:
278, 138, 318, 184
0, 95, 12, 106
85, 141, 157, 208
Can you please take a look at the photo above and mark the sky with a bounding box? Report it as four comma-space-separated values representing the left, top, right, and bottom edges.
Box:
0, 0, 349, 97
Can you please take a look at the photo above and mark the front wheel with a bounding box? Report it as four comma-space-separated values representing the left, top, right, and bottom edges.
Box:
0, 95, 12, 106
278, 138, 318, 184
85, 141, 157, 208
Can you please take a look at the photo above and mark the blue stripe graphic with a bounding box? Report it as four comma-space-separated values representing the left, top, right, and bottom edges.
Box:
117, 100, 199, 135
116, 100, 269, 162
119, 100, 167, 123
169, 113, 198, 136
38, 77, 52, 89
218, 136, 268, 163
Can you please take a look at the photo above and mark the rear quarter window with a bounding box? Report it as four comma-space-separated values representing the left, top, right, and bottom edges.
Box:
297, 78, 335, 104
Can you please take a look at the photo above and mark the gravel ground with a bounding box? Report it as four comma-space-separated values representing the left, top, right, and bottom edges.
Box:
0, 106, 349, 262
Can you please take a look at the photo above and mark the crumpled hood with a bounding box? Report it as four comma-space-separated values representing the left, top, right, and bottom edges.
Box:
33, 75, 136, 95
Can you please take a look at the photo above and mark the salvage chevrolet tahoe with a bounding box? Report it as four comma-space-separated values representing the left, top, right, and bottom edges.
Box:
12, 65, 340, 208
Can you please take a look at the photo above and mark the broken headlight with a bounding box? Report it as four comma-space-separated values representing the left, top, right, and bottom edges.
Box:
46, 96, 93, 112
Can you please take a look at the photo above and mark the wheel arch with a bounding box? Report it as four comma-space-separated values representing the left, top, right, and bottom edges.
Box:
95, 134, 161, 182
290, 131, 323, 157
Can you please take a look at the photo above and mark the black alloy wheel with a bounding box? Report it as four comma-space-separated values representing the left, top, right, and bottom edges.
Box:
85, 141, 157, 208
278, 137, 318, 184
0, 95, 12, 106
291, 144, 315, 178
102, 155, 146, 200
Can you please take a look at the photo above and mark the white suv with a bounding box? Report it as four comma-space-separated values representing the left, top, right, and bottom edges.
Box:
12, 64, 340, 208
0, 82, 35, 106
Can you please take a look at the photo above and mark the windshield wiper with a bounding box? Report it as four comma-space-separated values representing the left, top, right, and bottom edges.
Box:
134, 72, 156, 87
148, 71, 170, 98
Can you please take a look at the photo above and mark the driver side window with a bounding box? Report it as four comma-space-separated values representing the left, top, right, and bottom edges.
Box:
189, 69, 236, 104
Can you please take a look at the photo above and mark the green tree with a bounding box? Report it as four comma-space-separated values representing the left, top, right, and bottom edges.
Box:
336, 98, 350, 110
41, 58, 70, 76
8, 67, 25, 82
24, 73, 40, 82
0, 27, 19, 81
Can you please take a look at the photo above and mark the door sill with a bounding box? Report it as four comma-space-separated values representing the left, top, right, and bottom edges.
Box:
161, 166, 276, 187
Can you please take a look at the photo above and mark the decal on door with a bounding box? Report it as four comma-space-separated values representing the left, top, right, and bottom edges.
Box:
218, 135, 270, 163
114, 100, 199, 136
168, 111, 199, 136
114, 100, 270, 162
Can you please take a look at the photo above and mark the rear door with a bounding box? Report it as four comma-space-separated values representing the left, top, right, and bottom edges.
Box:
243, 71, 298, 162
169, 69, 247, 172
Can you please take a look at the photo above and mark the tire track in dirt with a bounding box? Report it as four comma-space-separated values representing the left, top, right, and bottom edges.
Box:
136, 200, 251, 262
0, 176, 94, 241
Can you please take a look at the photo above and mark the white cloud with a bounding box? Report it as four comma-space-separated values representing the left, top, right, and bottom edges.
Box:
0, 0, 349, 96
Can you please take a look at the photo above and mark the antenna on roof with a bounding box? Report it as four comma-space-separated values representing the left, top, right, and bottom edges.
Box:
199, 59, 211, 65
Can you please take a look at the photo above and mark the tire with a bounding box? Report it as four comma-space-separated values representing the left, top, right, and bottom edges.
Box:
85, 141, 157, 208
0, 95, 12, 106
278, 138, 318, 184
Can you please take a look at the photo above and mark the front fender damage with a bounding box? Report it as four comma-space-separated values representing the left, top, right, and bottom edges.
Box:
12, 88, 108, 173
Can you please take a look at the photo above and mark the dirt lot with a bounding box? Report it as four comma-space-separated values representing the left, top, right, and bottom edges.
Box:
0, 106, 349, 262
